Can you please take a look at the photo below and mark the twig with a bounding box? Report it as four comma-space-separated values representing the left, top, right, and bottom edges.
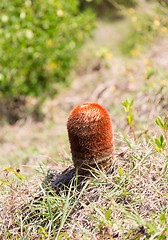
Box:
131, 124, 137, 144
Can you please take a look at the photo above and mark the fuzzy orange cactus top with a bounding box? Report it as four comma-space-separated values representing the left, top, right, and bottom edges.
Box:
67, 103, 114, 174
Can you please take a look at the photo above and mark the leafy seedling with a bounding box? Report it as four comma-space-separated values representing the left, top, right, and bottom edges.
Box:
156, 116, 168, 146
122, 99, 137, 143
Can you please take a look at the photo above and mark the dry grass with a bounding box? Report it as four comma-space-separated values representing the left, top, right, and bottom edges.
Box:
1, 134, 168, 239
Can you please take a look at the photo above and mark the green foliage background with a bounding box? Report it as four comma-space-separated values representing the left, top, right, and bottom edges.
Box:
0, 0, 95, 98
120, 2, 168, 55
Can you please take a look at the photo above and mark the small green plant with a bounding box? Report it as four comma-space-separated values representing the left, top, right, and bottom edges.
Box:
156, 116, 168, 146
0, 167, 25, 187
152, 116, 168, 156
122, 98, 137, 143
152, 134, 167, 155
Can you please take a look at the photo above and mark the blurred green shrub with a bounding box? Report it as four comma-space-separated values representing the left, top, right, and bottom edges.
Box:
120, 1, 168, 55
0, 0, 95, 99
